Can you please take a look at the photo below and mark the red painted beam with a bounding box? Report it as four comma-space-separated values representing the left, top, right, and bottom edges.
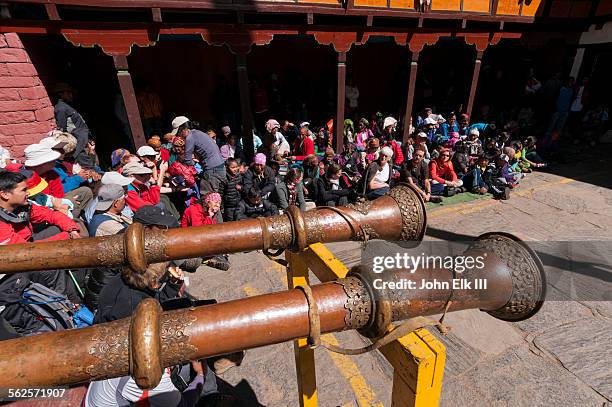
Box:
466, 50, 483, 118
236, 53, 254, 164
6, 0, 536, 23
113, 56, 146, 148
402, 51, 418, 144
335, 51, 346, 154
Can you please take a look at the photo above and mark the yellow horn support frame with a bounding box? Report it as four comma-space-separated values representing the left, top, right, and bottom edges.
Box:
283, 243, 446, 407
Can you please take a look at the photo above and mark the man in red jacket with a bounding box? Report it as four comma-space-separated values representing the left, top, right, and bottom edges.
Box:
123, 161, 162, 212
290, 127, 315, 161
0, 170, 80, 245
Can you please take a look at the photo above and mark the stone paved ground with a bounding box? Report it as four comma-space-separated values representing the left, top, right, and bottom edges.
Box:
188, 156, 612, 407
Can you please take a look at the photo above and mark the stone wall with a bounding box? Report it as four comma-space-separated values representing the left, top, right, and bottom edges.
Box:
0, 33, 55, 159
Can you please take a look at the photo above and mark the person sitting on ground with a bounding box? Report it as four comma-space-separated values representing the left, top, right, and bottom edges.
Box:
137, 145, 165, 184
218, 158, 243, 222
83, 171, 134, 224
6, 164, 75, 219
291, 127, 316, 162
429, 147, 463, 196
381, 117, 404, 167
110, 148, 131, 171
40, 132, 100, 193
123, 161, 165, 212
366, 137, 380, 157
440, 113, 459, 142
90, 209, 218, 405
421, 117, 438, 143
88, 184, 132, 237
24, 143, 93, 218
243, 153, 276, 199
320, 147, 337, 175
451, 140, 470, 178
464, 129, 484, 162
523, 136, 547, 168
402, 136, 415, 162
317, 163, 351, 207
0, 170, 82, 315
0, 170, 80, 245
220, 134, 245, 163
356, 118, 373, 151
236, 186, 279, 220
461, 155, 491, 195
84, 184, 132, 312
301, 154, 320, 199
148, 135, 171, 164
336, 142, 362, 181
509, 141, 531, 173
181, 192, 221, 228
265, 119, 291, 157
399, 147, 441, 203
364, 146, 394, 200
344, 119, 355, 145
274, 168, 306, 211
495, 153, 522, 188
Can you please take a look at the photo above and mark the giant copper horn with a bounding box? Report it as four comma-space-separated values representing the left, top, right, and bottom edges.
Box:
0, 185, 426, 275
0, 233, 546, 390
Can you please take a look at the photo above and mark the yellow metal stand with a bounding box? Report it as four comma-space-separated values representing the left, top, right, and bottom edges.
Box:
285, 243, 446, 407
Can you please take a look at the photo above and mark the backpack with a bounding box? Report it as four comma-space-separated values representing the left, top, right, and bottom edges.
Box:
19, 282, 93, 333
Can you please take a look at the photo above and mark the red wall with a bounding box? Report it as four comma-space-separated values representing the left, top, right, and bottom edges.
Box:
0, 33, 55, 159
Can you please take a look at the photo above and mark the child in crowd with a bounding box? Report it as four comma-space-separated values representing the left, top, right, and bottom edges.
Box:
236, 187, 279, 220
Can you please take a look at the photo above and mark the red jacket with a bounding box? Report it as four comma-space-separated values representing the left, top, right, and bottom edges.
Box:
181, 203, 217, 228
293, 137, 315, 161
126, 183, 161, 211
0, 204, 78, 245
41, 170, 65, 198
429, 159, 457, 183
385, 140, 404, 166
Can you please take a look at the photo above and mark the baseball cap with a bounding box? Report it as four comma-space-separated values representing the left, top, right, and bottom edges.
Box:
133, 205, 179, 228
170, 116, 190, 135
137, 146, 157, 157
111, 148, 130, 168
102, 171, 134, 186
95, 184, 125, 211
122, 161, 153, 176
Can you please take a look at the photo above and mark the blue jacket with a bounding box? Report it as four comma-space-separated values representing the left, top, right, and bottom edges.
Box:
53, 162, 84, 193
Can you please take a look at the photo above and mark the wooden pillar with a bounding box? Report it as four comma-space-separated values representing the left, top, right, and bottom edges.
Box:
236, 53, 255, 164
335, 52, 346, 153
113, 56, 146, 149
466, 50, 484, 119
402, 52, 419, 144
